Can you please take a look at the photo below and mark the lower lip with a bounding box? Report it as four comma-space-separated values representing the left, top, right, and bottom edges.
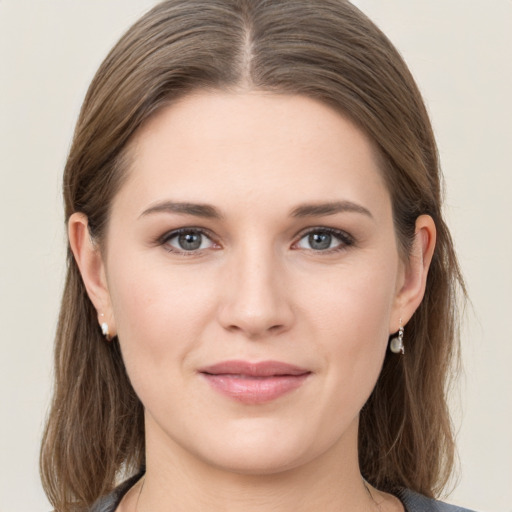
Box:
201, 373, 310, 404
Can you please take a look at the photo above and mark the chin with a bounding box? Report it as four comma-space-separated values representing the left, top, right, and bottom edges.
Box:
176, 415, 344, 477
198, 443, 311, 476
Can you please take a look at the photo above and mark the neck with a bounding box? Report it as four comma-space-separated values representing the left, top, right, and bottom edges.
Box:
133, 418, 381, 512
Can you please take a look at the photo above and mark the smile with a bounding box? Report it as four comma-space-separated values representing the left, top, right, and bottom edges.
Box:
199, 360, 311, 405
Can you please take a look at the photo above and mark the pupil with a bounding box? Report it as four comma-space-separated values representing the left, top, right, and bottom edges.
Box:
309, 232, 331, 250
178, 232, 202, 250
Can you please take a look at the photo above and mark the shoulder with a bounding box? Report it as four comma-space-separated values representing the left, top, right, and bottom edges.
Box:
89, 492, 118, 512
396, 488, 477, 512
88, 473, 142, 512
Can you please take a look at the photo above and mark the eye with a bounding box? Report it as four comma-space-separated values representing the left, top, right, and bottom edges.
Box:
162, 228, 216, 253
295, 228, 353, 252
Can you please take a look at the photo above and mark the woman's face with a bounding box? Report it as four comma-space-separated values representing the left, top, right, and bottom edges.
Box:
89, 91, 421, 474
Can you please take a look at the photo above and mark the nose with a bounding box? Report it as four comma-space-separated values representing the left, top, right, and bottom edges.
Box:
216, 246, 295, 339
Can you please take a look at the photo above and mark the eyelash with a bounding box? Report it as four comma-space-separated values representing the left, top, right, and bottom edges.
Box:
157, 227, 218, 256
294, 227, 355, 253
156, 226, 355, 255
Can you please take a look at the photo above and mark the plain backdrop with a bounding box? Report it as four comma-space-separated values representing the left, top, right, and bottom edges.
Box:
0, 1, 511, 511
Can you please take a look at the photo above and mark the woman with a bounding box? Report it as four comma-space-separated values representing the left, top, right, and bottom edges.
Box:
40, 1, 471, 511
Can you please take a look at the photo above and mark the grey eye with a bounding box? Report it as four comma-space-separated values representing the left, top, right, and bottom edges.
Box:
296, 230, 348, 251
178, 232, 203, 250
308, 232, 333, 250
166, 230, 214, 251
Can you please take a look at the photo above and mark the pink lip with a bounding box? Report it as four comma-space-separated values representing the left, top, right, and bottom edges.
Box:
199, 360, 311, 405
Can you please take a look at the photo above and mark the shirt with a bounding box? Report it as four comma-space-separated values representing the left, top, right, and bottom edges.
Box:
89, 474, 476, 512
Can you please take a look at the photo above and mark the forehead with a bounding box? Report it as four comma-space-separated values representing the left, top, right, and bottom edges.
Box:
117, 91, 390, 216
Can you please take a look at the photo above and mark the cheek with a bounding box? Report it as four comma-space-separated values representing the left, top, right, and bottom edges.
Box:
106, 251, 217, 379
301, 255, 397, 346
297, 255, 398, 407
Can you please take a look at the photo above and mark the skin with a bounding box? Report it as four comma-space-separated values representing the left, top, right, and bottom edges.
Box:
69, 91, 436, 512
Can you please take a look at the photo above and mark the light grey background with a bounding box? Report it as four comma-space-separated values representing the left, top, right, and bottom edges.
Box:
0, 1, 510, 511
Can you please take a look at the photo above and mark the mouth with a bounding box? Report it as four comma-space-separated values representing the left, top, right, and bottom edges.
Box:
198, 360, 311, 405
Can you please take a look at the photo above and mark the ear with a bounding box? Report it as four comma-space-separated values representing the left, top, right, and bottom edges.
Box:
391, 214, 436, 332
68, 213, 116, 337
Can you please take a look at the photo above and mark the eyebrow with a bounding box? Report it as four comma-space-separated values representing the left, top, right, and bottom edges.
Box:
290, 201, 373, 219
139, 199, 373, 221
139, 201, 223, 219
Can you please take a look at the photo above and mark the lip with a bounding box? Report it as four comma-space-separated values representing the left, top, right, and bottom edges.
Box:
199, 360, 311, 405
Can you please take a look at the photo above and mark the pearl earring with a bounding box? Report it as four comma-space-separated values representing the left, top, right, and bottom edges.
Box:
100, 313, 111, 341
389, 319, 405, 354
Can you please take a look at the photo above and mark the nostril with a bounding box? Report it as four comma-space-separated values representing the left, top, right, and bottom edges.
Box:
223, 321, 287, 339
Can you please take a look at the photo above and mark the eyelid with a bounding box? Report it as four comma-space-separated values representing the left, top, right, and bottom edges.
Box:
153, 225, 354, 255
157, 227, 220, 254
292, 226, 355, 251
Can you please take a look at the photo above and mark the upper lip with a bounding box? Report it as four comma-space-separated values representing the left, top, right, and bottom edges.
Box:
199, 360, 311, 377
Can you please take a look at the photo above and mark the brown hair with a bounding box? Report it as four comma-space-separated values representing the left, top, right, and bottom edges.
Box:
40, 1, 465, 510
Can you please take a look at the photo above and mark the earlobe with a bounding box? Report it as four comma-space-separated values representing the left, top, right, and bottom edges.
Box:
68, 213, 116, 336
392, 214, 436, 331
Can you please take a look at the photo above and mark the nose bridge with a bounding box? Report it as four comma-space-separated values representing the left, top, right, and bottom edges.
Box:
218, 237, 293, 337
